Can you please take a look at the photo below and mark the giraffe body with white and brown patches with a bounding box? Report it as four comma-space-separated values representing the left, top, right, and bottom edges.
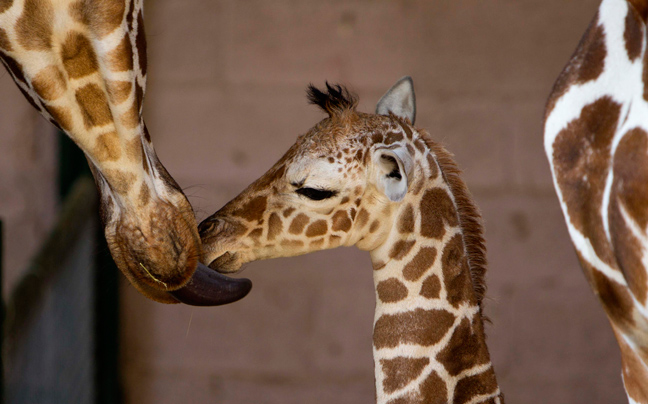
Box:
0, 0, 250, 305
545, 0, 648, 402
200, 78, 503, 404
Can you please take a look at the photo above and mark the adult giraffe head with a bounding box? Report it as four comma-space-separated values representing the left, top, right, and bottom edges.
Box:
200, 78, 503, 403
0, 0, 250, 305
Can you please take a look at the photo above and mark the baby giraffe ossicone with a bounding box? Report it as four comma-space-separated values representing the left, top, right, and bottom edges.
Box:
199, 78, 503, 404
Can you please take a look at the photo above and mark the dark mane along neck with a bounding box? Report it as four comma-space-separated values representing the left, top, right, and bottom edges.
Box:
419, 128, 488, 312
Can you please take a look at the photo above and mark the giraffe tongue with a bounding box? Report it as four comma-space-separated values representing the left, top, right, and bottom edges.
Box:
170, 262, 252, 306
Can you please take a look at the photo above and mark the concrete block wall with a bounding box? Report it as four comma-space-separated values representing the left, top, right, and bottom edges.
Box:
0, 71, 57, 298
121, 1, 626, 403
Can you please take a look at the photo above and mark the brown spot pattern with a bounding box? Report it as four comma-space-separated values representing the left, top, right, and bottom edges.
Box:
389, 240, 416, 260
136, 10, 147, 76
420, 275, 441, 299
68, 1, 87, 24
104, 169, 135, 195
552, 97, 621, 267
121, 100, 140, 129
436, 316, 490, 376
233, 196, 267, 223
70, 0, 125, 37
380, 356, 429, 394
138, 182, 150, 206
88, 0, 125, 37
402, 247, 437, 281
384, 131, 404, 145
420, 188, 457, 239
47, 105, 73, 132
618, 330, 648, 403
414, 139, 426, 154
125, 137, 143, 164
283, 207, 296, 218
398, 204, 415, 233
0, 28, 11, 51
31, 65, 67, 101
0, 0, 12, 13
396, 120, 414, 141
106, 80, 132, 104
453, 367, 499, 404
579, 253, 636, 328
610, 128, 648, 303
373, 261, 387, 271
289, 213, 309, 234
310, 238, 325, 248
418, 371, 448, 404
629, 0, 648, 21
135, 80, 144, 111
356, 208, 369, 228
574, 23, 607, 84
76, 83, 113, 129
332, 210, 352, 232
373, 308, 454, 349
61, 32, 99, 79
644, 35, 648, 102
442, 234, 474, 307
426, 154, 439, 178
94, 131, 121, 162
248, 228, 263, 239
406, 143, 415, 156
329, 234, 342, 245
305, 220, 327, 237
108, 34, 134, 72
16, 0, 53, 51
281, 239, 304, 248
545, 14, 606, 118
625, 5, 643, 61
369, 220, 380, 233
267, 213, 282, 241
376, 278, 408, 303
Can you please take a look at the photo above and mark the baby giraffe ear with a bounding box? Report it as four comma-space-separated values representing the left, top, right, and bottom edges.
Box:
376, 76, 416, 124
372, 146, 413, 202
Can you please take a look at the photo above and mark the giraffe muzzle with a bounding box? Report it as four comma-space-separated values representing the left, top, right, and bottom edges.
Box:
170, 262, 252, 306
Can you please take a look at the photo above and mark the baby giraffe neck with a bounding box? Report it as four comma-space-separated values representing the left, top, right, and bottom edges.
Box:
368, 189, 502, 404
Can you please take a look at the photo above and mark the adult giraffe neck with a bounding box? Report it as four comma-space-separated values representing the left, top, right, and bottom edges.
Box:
0, 0, 251, 305
367, 136, 502, 404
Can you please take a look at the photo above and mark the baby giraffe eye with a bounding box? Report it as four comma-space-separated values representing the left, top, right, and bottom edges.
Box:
296, 187, 338, 201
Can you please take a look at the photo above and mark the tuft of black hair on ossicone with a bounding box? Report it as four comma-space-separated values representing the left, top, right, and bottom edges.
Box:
306, 82, 358, 117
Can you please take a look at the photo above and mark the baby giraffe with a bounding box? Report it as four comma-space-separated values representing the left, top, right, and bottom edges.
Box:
199, 78, 503, 404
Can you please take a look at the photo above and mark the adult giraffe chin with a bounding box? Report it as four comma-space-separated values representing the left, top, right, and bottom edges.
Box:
0, 0, 250, 306
544, 0, 648, 402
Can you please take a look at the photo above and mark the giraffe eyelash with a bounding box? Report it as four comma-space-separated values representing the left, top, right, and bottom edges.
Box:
295, 187, 338, 201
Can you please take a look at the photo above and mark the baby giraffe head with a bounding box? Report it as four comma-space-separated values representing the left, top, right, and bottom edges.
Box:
200, 78, 500, 403
199, 77, 426, 272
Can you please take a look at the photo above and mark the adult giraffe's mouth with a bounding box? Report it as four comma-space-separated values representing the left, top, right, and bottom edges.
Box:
170, 262, 252, 306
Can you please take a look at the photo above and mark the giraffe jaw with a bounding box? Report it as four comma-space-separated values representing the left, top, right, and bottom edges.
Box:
207, 251, 244, 273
